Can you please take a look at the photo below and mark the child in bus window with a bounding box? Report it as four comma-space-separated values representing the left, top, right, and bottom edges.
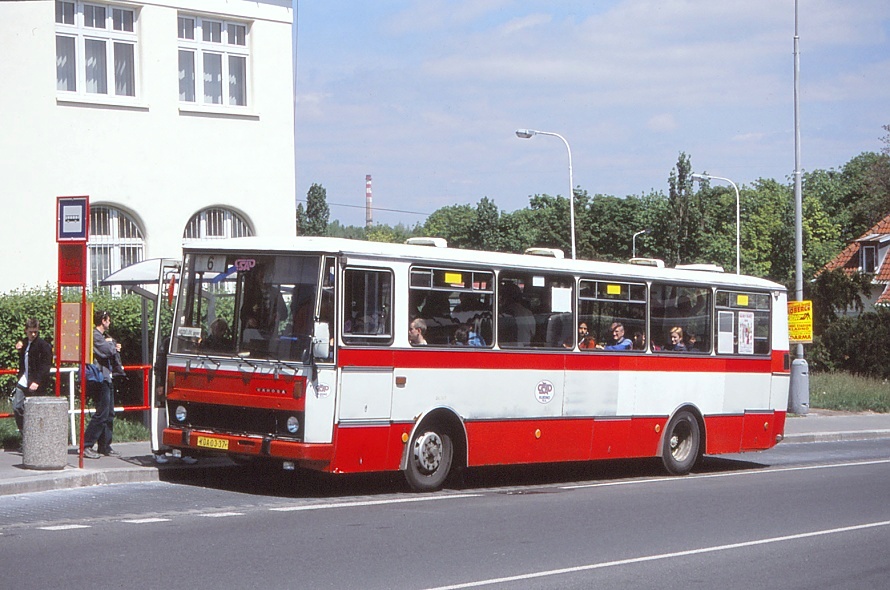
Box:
667, 326, 687, 351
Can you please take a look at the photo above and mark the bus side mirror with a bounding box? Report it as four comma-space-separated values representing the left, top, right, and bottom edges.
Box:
313, 322, 330, 360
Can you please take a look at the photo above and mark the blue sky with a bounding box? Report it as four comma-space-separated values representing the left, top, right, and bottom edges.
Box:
294, 1, 890, 228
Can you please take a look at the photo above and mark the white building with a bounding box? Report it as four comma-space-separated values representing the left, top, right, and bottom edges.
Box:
0, 0, 295, 293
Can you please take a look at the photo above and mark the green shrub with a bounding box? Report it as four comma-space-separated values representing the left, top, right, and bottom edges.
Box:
812, 308, 890, 380
2, 414, 150, 449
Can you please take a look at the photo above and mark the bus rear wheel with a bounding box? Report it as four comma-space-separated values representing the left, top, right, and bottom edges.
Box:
661, 410, 701, 475
405, 428, 453, 492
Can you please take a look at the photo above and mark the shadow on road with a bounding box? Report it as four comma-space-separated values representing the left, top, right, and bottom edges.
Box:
157, 453, 771, 499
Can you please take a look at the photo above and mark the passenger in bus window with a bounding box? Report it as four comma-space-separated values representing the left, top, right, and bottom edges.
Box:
686, 331, 700, 352
201, 318, 231, 351
454, 324, 485, 347
632, 330, 646, 351
409, 318, 428, 346
576, 322, 597, 349
604, 322, 632, 351
666, 326, 687, 352
499, 281, 534, 346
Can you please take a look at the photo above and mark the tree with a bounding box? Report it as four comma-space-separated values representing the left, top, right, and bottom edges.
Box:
423, 204, 476, 248
667, 153, 701, 266
741, 179, 794, 282
808, 268, 873, 331
469, 197, 501, 251
295, 203, 307, 235
303, 183, 330, 236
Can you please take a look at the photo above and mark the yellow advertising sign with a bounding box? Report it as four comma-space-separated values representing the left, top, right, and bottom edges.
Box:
788, 300, 813, 343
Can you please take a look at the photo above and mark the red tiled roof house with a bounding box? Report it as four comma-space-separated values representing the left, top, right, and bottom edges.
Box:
822, 213, 890, 307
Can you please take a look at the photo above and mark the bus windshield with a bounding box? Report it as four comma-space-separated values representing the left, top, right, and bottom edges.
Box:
172, 252, 322, 362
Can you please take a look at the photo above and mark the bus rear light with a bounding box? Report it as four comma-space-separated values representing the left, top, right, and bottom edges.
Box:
293, 379, 306, 399
167, 371, 176, 389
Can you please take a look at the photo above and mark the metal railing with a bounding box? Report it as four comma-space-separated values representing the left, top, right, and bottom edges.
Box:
1, 365, 151, 446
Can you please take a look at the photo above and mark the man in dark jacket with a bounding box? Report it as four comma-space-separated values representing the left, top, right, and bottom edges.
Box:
13, 318, 54, 435
83, 310, 121, 459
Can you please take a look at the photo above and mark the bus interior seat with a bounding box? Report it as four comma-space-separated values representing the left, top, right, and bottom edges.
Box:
546, 312, 574, 348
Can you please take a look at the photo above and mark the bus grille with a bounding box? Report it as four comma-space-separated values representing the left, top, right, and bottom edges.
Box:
168, 401, 304, 441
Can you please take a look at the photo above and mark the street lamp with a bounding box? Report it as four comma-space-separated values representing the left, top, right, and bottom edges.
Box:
632, 228, 650, 259
691, 173, 741, 275
515, 129, 576, 259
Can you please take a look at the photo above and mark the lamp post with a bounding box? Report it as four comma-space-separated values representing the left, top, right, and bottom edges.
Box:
691, 173, 741, 275
632, 229, 650, 259
515, 129, 576, 259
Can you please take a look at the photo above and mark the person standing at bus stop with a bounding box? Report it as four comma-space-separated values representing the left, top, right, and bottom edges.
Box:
12, 318, 53, 439
83, 310, 120, 459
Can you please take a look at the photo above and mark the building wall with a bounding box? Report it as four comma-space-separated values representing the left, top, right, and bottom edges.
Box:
0, 0, 295, 293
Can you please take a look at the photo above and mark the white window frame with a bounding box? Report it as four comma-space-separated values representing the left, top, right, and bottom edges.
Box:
55, 1, 140, 106
177, 14, 250, 110
861, 245, 877, 274
88, 205, 145, 291
183, 207, 253, 243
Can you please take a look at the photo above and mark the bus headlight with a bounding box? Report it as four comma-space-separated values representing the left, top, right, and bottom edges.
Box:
175, 405, 187, 422
286, 416, 300, 434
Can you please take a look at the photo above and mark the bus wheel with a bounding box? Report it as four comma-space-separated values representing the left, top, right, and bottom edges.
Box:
405, 429, 453, 492
661, 410, 701, 476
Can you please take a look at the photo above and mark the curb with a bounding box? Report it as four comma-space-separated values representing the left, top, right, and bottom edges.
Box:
782, 430, 890, 444
0, 466, 160, 496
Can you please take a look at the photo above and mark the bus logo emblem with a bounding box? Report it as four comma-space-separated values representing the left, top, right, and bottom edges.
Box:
535, 380, 554, 404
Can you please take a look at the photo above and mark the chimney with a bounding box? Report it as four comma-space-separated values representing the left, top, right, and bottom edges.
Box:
365, 174, 373, 228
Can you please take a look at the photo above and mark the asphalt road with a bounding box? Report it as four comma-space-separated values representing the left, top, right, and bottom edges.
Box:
1, 439, 889, 590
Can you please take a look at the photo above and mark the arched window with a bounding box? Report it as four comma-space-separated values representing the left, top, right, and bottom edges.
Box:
89, 205, 145, 289
183, 207, 252, 242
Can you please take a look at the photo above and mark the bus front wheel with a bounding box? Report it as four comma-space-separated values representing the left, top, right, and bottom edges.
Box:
661, 410, 701, 475
405, 429, 453, 492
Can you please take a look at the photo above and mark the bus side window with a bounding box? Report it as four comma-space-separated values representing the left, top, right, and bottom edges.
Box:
650, 283, 711, 353
714, 291, 771, 355
409, 267, 493, 347
342, 268, 393, 346
578, 279, 646, 352
498, 272, 573, 349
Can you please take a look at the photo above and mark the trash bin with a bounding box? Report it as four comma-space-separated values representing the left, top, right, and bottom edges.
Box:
22, 396, 69, 470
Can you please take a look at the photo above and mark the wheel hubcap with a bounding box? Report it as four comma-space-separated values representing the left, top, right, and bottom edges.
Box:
670, 421, 692, 461
413, 432, 443, 474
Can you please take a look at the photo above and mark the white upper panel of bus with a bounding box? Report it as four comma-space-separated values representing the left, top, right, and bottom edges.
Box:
182, 236, 785, 291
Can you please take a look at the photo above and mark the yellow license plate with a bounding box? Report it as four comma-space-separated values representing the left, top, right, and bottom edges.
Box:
196, 436, 228, 450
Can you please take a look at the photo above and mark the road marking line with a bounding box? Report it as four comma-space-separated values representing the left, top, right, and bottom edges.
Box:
38, 524, 91, 531
270, 494, 481, 512
562, 458, 890, 490
424, 520, 890, 590
202, 512, 244, 518
122, 518, 171, 524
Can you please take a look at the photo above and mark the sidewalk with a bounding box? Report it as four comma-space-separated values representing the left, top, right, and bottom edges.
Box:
1, 411, 889, 496
0, 441, 232, 497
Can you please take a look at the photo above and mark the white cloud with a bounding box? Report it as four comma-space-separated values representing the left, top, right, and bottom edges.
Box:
647, 114, 678, 133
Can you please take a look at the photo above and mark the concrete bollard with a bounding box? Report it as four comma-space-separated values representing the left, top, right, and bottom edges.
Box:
22, 397, 69, 470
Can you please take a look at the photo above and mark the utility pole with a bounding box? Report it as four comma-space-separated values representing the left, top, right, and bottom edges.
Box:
789, 0, 810, 415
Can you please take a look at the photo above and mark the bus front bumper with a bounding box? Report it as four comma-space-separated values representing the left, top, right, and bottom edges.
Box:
162, 428, 334, 464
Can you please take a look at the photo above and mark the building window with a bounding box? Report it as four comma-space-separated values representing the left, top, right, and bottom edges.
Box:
55, 1, 138, 98
861, 245, 877, 274
183, 207, 253, 242
177, 15, 249, 107
89, 205, 144, 290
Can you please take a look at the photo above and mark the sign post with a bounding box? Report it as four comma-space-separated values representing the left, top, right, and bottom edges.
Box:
787, 299, 811, 415
56, 196, 89, 467
787, 300, 813, 344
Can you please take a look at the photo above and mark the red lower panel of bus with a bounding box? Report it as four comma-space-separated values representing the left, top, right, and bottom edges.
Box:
165, 410, 786, 474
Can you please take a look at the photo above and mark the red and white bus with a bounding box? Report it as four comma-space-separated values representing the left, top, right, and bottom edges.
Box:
161, 236, 790, 491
